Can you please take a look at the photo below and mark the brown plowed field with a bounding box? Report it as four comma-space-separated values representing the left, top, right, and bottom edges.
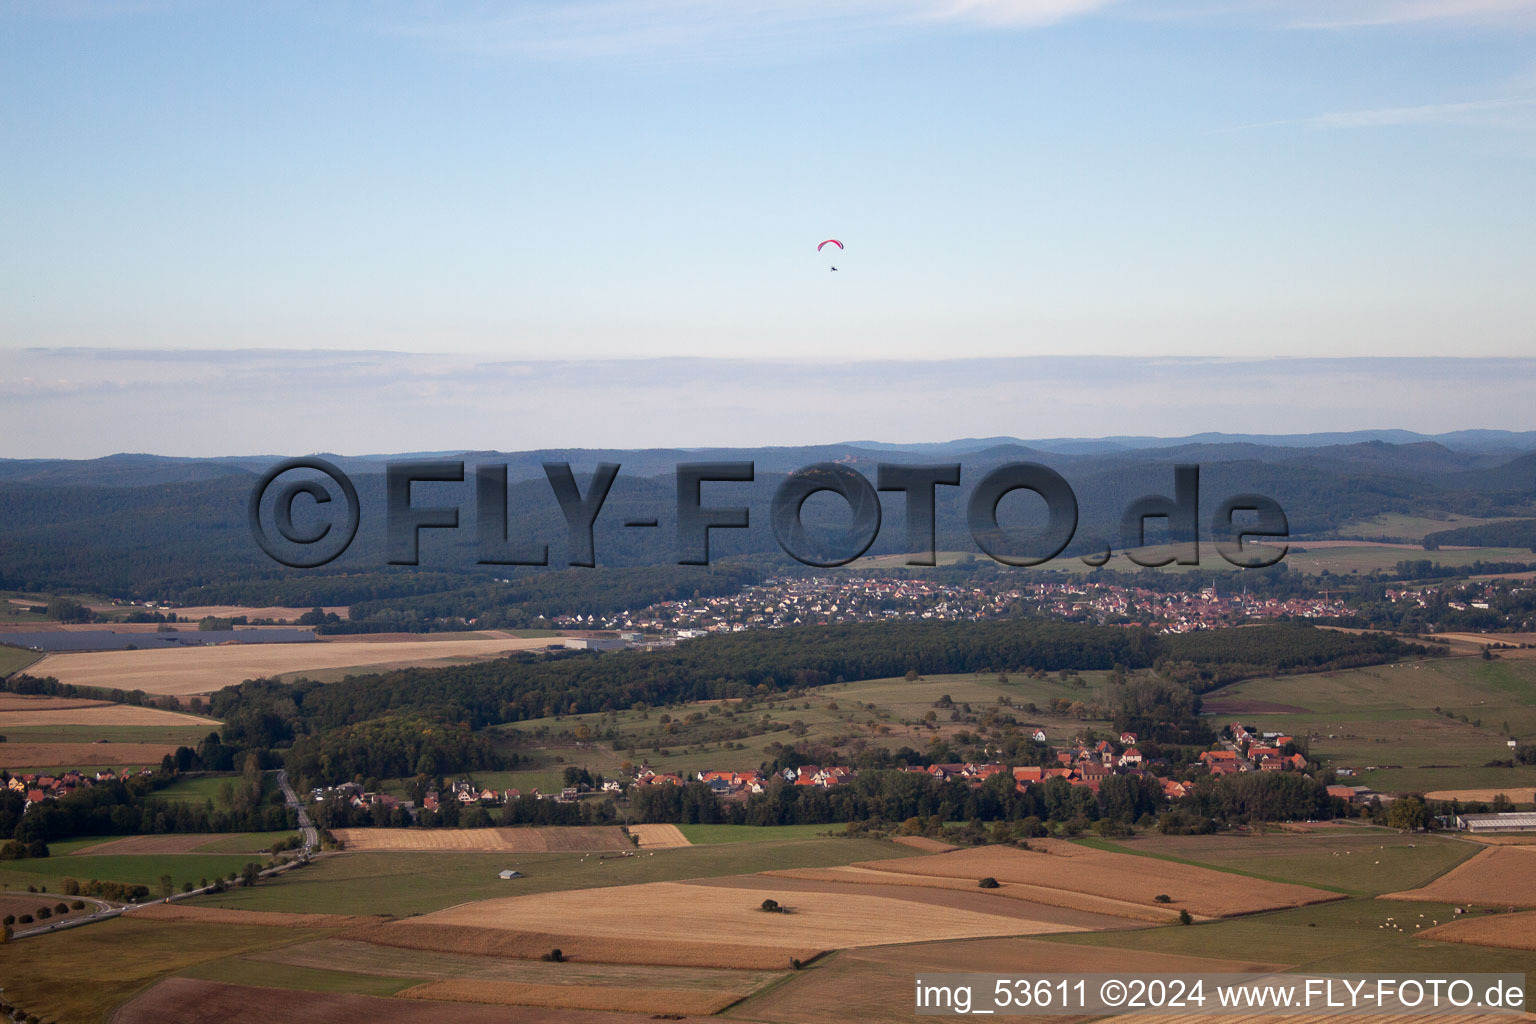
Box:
111, 978, 714, 1024
844, 841, 1342, 917
398, 979, 739, 1015
332, 826, 630, 852
1382, 845, 1536, 907
345, 922, 817, 969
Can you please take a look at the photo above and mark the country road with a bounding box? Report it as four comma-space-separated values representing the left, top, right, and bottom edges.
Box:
276, 769, 319, 853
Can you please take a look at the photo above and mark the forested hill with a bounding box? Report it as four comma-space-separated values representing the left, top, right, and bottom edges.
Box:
1, 439, 1534, 607
203, 620, 1427, 747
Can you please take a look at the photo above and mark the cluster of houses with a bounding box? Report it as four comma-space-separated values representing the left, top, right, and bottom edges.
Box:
662, 731, 1245, 803
548, 574, 1357, 638
5, 767, 152, 809
1217, 722, 1310, 773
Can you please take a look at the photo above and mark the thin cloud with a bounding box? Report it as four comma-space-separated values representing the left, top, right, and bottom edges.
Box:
381, 0, 1119, 63
1220, 96, 1536, 132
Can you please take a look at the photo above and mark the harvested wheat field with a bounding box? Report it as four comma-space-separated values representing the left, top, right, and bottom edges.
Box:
31, 635, 556, 696
1418, 909, 1536, 950
1424, 787, 1536, 804
843, 840, 1342, 918
126, 904, 378, 928
0, 741, 176, 770
1383, 845, 1536, 907
114, 979, 712, 1024
0, 695, 110, 713
891, 835, 959, 852
398, 979, 740, 1015
414, 880, 1071, 951
346, 922, 816, 969
0, 700, 217, 726
333, 826, 630, 853
740, 935, 1288, 1024
627, 823, 690, 848
687, 873, 1136, 930
765, 864, 1176, 922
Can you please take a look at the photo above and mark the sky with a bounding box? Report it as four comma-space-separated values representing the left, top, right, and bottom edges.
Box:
2, 0, 1535, 455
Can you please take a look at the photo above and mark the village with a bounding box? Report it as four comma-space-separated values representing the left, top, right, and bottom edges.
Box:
6, 767, 152, 811
549, 574, 1353, 637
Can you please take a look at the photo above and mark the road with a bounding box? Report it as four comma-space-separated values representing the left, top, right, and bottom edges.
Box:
276, 769, 319, 853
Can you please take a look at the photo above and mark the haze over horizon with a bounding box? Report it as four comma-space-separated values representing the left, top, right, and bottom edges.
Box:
2, 2, 1533, 455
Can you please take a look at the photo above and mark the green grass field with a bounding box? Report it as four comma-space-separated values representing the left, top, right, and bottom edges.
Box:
1330, 513, 1529, 543
0, 851, 264, 891
0, 643, 43, 676
676, 823, 845, 844
196, 835, 916, 916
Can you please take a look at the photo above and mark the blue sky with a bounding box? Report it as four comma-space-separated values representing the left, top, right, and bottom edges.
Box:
1, 2, 1534, 453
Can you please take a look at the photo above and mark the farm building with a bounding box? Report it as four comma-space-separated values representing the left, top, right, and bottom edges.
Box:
497, 869, 524, 879
1456, 812, 1536, 833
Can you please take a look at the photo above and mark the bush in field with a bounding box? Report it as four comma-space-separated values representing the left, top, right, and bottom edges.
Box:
978, 877, 1000, 889
35, 907, 51, 919
540, 948, 564, 962
1179, 910, 1193, 925
1154, 894, 1172, 903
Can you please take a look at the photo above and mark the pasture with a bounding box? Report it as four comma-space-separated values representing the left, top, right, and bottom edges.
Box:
29, 634, 559, 696
0, 644, 42, 676
0, 850, 261, 891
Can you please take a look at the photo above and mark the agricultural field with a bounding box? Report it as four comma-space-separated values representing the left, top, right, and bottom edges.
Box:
1419, 908, 1536, 951
837, 840, 1343, 918
730, 935, 1285, 1024
193, 837, 919, 916
1331, 512, 1530, 543
1201, 657, 1536, 793
1092, 830, 1478, 896
331, 826, 632, 853
0, 742, 182, 772
29, 634, 560, 696
69, 833, 297, 856
0, 643, 42, 676
1382, 845, 1536, 908
0, 695, 217, 727
0, 850, 262, 891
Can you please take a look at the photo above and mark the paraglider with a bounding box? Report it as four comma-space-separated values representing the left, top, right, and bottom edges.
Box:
818, 238, 843, 272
